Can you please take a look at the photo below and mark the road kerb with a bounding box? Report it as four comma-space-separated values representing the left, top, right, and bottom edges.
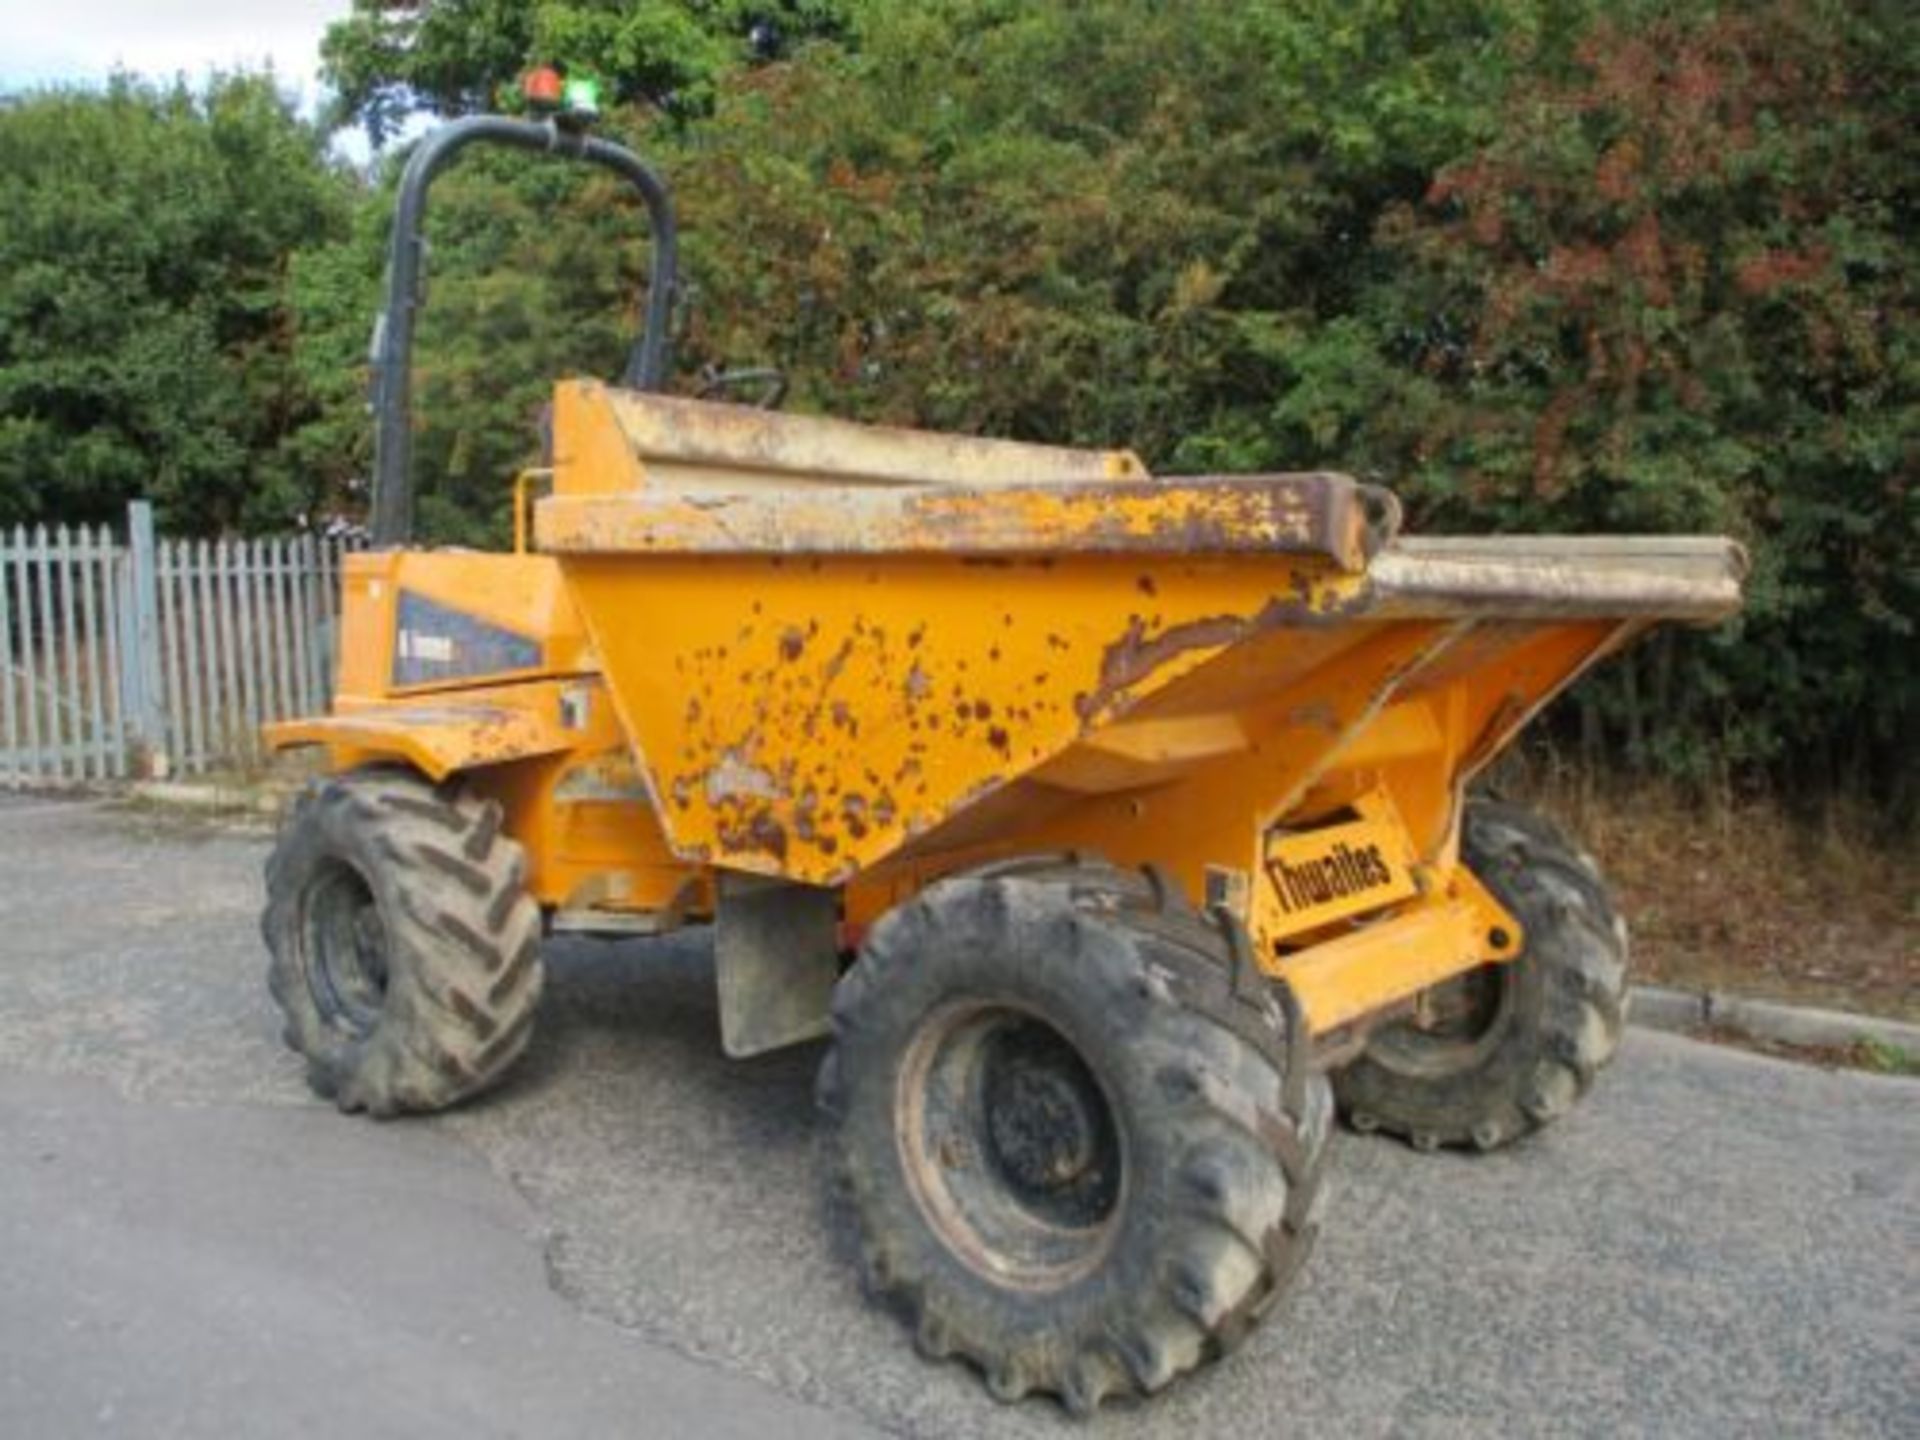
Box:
1630, 983, 1920, 1058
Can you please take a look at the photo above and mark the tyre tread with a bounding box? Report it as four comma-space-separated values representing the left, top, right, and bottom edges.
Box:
821, 857, 1330, 1414
1332, 798, 1628, 1150
261, 766, 545, 1117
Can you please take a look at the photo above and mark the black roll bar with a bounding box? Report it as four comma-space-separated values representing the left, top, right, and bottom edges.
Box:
367, 115, 679, 546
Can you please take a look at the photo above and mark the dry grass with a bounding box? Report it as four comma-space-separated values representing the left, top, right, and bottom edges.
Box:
1501, 766, 1918, 1023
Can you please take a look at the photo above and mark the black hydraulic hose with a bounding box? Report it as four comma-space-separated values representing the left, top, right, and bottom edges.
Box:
367, 115, 679, 547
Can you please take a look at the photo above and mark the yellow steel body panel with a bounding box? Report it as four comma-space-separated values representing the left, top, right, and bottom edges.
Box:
265, 692, 574, 780
332, 548, 594, 698
266, 673, 695, 916
557, 553, 1372, 883
1280, 890, 1513, 1035
270, 383, 1745, 1038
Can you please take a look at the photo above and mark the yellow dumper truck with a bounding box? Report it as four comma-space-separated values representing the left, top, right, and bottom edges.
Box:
262, 105, 1744, 1412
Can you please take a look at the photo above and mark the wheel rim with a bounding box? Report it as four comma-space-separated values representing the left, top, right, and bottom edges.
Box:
302, 860, 390, 1037
1368, 961, 1515, 1078
895, 1000, 1124, 1291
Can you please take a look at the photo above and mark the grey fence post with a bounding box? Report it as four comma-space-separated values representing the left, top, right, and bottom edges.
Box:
123, 501, 166, 777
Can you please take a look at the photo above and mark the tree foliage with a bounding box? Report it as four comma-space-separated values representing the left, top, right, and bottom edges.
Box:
321, 0, 848, 142
0, 2, 1911, 807
640, 0, 1913, 800
0, 75, 353, 533
1370, 1, 1917, 794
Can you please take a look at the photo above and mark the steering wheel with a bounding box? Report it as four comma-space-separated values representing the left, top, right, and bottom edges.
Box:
694, 364, 790, 410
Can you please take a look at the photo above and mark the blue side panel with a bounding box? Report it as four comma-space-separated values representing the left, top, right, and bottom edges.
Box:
393, 590, 543, 687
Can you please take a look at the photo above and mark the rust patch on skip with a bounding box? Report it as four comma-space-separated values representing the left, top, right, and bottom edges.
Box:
706, 746, 781, 804
1079, 612, 1251, 723
821, 636, 855, 685
792, 785, 821, 842
716, 809, 788, 863
842, 793, 871, 839
1077, 583, 1376, 724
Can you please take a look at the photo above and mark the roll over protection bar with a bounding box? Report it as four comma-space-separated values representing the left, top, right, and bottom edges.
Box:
367, 115, 679, 546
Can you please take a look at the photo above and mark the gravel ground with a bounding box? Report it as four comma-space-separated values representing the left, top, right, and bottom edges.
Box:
0, 793, 1914, 1437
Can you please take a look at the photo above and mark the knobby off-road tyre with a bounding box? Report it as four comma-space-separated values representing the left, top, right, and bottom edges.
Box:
818, 859, 1330, 1415
1333, 799, 1628, 1152
262, 767, 545, 1117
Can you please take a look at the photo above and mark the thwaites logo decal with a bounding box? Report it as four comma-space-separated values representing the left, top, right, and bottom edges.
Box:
1259, 813, 1419, 937
1268, 837, 1397, 913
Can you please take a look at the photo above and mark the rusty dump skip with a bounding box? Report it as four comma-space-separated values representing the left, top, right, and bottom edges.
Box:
1371, 536, 1748, 620
540, 380, 1382, 569
531, 383, 1744, 901
539, 472, 1380, 569
562, 384, 1150, 491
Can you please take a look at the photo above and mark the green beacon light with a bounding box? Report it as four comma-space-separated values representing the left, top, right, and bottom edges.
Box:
563, 76, 602, 122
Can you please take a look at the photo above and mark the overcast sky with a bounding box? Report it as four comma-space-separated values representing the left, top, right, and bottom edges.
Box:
0, 0, 351, 110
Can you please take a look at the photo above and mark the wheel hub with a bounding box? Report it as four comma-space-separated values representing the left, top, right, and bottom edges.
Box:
305, 861, 390, 1037
896, 1002, 1125, 1289
351, 907, 390, 991
984, 1048, 1103, 1194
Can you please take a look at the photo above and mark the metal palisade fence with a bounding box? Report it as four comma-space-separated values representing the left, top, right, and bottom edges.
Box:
0, 501, 351, 785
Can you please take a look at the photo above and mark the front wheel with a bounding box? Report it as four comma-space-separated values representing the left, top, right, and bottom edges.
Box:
1333, 799, 1628, 1151
819, 861, 1329, 1414
262, 767, 545, 1117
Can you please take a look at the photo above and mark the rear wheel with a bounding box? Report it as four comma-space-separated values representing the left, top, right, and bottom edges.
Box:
819, 860, 1329, 1414
1333, 800, 1628, 1151
262, 767, 544, 1117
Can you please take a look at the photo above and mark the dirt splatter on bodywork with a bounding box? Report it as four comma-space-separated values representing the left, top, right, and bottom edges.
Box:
273, 381, 1745, 1036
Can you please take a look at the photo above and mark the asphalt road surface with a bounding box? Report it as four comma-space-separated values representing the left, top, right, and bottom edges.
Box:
0, 793, 1913, 1438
